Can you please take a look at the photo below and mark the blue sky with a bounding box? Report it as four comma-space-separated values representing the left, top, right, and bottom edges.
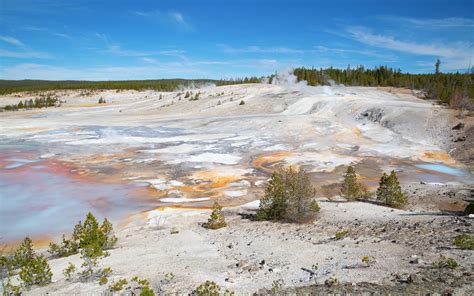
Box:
1, 0, 473, 80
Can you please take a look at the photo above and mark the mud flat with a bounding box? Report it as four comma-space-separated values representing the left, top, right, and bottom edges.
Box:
0, 83, 473, 293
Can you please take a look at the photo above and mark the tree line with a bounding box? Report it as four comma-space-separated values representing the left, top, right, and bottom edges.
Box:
292, 64, 474, 110
3, 95, 59, 111
0, 77, 261, 95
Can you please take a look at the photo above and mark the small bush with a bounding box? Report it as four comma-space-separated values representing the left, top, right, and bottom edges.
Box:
361, 255, 375, 266
48, 234, 79, 258
19, 255, 52, 286
334, 230, 348, 240
109, 278, 128, 292
341, 166, 372, 200
325, 276, 338, 287
432, 256, 458, 269
13, 237, 34, 269
99, 276, 108, 285
271, 279, 284, 294
206, 202, 227, 230
376, 170, 407, 208
192, 280, 234, 296
257, 167, 319, 223
130, 276, 155, 295
239, 100, 245, 105
453, 234, 474, 250
63, 262, 76, 280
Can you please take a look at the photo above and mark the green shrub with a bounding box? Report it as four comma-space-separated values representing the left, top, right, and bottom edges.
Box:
130, 276, 155, 295
140, 285, 156, 296
109, 278, 128, 292
271, 279, 284, 294
73, 212, 117, 251
100, 218, 118, 250
48, 234, 79, 258
341, 166, 371, 200
99, 276, 108, 285
239, 100, 245, 105
361, 255, 375, 266
19, 255, 52, 286
453, 234, 474, 250
376, 171, 407, 208
79, 245, 106, 280
432, 256, 458, 269
257, 167, 319, 223
334, 230, 348, 240
325, 276, 338, 287
206, 202, 227, 230
63, 262, 76, 280
192, 280, 234, 296
13, 237, 34, 269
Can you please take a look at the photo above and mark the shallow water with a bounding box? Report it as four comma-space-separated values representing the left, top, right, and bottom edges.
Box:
415, 164, 466, 177
0, 147, 152, 244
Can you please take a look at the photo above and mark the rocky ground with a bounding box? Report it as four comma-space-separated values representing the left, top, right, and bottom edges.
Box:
22, 184, 473, 295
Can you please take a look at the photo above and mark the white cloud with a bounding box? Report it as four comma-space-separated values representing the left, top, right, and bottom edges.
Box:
0, 36, 25, 47
383, 16, 474, 28
346, 27, 473, 70
102, 44, 187, 59
0, 49, 52, 59
314, 45, 396, 59
220, 44, 305, 54
134, 10, 192, 30
52, 33, 71, 39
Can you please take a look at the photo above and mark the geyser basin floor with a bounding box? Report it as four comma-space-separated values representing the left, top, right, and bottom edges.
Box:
0, 84, 472, 245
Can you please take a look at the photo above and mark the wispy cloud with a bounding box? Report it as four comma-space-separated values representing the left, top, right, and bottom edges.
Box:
103, 44, 186, 58
0, 36, 25, 47
381, 16, 474, 28
23, 26, 72, 40
0, 49, 52, 59
0, 35, 52, 59
346, 26, 473, 70
52, 33, 71, 39
94, 32, 187, 59
220, 44, 305, 54
134, 10, 192, 30
314, 45, 396, 60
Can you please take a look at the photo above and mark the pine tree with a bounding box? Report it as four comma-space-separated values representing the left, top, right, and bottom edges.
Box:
207, 202, 226, 229
257, 167, 319, 223
341, 166, 358, 199
435, 59, 441, 75
17, 101, 24, 109
341, 166, 371, 200
13, 237, 34, 268
19, 255, 52, 286
376, 170, 407, 208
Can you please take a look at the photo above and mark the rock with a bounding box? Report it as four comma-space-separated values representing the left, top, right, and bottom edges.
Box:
409, 257, 419, 264
452, 122, 464, 130
454, 136, 466, 142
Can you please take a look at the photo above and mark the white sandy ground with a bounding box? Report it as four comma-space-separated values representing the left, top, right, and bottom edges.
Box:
21, 201, 473, 295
